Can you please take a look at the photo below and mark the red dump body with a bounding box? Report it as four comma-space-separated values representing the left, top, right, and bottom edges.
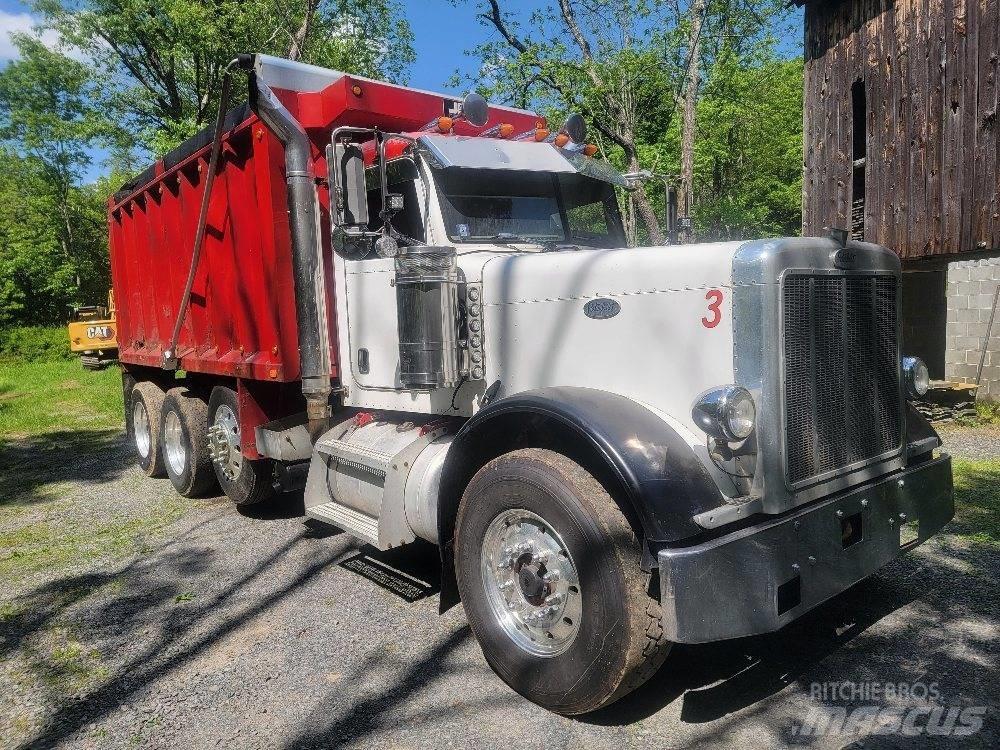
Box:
108, 69, 542, 384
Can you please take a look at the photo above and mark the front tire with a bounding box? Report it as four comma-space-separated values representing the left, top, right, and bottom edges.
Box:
455, 449, 671, 715
160, 387, 218, 498
207, 386, 276, 507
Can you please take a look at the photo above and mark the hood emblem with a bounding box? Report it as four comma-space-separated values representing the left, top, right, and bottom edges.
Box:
584, 298, 620, 320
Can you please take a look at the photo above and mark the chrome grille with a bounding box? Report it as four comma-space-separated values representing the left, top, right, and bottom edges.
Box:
782, 274, 902, 485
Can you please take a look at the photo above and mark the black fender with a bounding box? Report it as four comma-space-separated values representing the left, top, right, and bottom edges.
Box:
905, 401, 941, 462
437, 387, 724, 610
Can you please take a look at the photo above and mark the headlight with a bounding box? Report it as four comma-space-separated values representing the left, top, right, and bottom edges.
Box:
902, 356, 929, 398
691, 385, 757, 442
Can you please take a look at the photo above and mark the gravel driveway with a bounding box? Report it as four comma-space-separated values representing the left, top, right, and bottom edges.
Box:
1, 427, 997, 749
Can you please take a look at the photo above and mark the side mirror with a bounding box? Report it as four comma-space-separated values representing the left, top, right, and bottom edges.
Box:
560, 113, 587, 143
459, 92, 489, 127
331, 141, 369, 228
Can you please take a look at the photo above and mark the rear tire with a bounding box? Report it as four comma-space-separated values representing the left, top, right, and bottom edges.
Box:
126, 380, 166, 478
160, 387, 218, 497
207, 386, 276, 507
455, 448, 671, 715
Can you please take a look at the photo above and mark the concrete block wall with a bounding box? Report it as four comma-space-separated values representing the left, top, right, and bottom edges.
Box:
945, 256, 1000, 399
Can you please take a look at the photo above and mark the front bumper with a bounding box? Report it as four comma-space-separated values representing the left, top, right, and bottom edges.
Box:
657, 454, 953, 643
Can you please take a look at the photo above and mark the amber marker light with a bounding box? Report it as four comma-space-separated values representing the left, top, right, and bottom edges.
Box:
499, 123, 514, 138
583, 144, 599, 156
554, 133, 570, 147
534, 128, 550, 141
351, 84, 363, 97
438, 116, 454, 133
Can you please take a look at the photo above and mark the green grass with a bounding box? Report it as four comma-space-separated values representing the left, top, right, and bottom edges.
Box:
0, 359, 123, 439
952, 457, 1000, 549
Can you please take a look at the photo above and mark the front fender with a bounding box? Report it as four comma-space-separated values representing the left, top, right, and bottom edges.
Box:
440, 387, 725, 546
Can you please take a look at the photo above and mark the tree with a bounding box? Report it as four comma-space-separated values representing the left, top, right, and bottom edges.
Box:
0, 34, 113, 324
679, 0, 706, 240
33, 0, 416, 156
457, 0, 789, 245
642, 51, 803, 240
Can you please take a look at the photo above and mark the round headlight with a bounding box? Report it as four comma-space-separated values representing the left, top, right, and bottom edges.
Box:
724, 389, 756, 440
902, 356, 929, 398
692, 385, 757, 442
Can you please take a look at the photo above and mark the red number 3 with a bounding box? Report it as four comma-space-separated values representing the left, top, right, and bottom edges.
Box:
702, 289, 723, 328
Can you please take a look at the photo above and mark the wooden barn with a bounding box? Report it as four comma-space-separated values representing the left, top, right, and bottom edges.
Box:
797, 0, 1000, 400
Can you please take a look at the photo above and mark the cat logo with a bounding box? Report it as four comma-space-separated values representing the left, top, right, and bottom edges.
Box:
86, 325, 115, 341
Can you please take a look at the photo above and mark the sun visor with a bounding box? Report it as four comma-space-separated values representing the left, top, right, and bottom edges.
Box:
418, 134, 627, 187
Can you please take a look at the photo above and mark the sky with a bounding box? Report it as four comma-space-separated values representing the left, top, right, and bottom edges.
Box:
0, 0, 802, 180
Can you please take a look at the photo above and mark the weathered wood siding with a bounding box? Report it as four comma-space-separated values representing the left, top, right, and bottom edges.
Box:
803, 0, 999, 260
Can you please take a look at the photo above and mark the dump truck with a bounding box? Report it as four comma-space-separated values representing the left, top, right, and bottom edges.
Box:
109, 54, 954, 715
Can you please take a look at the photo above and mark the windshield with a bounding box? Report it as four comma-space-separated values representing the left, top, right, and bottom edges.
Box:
434, 169, 626, 248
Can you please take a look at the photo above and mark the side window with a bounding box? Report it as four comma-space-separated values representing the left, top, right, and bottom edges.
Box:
365, 159, 426, 242
565, 202, 609, 241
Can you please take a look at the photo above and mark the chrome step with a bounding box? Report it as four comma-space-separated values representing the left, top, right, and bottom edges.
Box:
306, 501, 380, 548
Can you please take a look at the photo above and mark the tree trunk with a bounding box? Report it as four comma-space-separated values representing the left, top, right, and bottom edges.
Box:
679, 0, 706, 243
288, 0, 318, 61
632, 184, 664, 245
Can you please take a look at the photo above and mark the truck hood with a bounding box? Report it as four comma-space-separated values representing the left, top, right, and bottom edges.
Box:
471, 241, 747, 446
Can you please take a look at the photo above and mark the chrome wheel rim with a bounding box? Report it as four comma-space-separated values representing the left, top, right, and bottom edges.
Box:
163, 410, 186, 476
208, 404, 242, 481
480, 509, 582, 657
132, 400, 151, 459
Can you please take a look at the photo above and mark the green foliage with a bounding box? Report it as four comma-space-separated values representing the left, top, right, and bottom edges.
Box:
642, 53, 804, 239
0, 327, 74, 363
33, 0, 416, 156
455, 1, 801, 243
0, 35, 114, 326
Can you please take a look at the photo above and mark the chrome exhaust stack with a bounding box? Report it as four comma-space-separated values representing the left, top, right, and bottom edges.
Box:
241, 54, 332, 436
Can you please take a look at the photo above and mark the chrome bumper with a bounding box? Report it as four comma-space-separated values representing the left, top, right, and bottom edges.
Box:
657, 455, 953, 643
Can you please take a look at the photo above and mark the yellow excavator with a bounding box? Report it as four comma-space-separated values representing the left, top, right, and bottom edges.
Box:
67, 290, 118, 370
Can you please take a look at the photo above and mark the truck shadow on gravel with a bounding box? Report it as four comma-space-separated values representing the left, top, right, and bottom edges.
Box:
584, 527, 999, 733
5, 462, 998, 748
0, 429, 127, 508
4, 516, 359, 750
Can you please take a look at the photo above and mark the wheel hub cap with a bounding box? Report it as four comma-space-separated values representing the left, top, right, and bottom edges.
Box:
208, 404, 242, 481
163, 410, 186, 476
480, 509, 582, 657
133, 401, 151, 458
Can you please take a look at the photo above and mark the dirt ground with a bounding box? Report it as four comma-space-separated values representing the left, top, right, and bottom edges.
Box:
1, 428, 997, 749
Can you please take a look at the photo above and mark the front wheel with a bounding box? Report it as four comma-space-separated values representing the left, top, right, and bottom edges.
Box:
455, 448, 671, 715
207, 386, 276, 507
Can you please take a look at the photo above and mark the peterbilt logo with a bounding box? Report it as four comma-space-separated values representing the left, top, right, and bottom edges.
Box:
833, 247, 859, 269
583, 298, 620, 319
